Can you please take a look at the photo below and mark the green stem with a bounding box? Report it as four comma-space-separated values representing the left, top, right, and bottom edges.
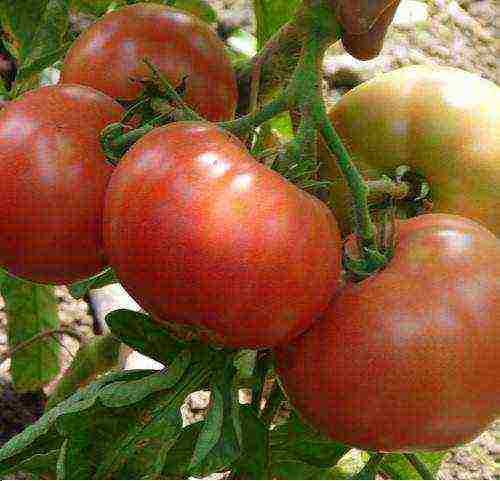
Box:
143, 57, 204, 122
405, 454, 434, 480
219, 95, 289, 137
288, 30, 384, 270
355, 453, 385, 479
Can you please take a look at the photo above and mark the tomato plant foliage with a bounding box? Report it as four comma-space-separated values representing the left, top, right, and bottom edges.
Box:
0, 0, 498, 479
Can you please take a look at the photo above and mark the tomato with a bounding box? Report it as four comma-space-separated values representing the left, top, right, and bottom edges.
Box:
324, 66, 500, 236
336, 0, 402, 60
61, 3, 238, 121
276, 213, 500, 452
0, 85, 124, 284
103, 122, 342, 349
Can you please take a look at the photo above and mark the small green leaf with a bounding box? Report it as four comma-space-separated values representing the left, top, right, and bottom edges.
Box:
69, 0, 114, 16
99, 349, 191, 407
1, 0, 71, 91
0, 450, 59, 479
162, 422, 203, 478
189, 384, 224, 470
68, 268, 118, 299
46, 334, 122, 411
253, 0, 301, 49
231, 406, 269, 479
188, 358, 242, 477
270, 412, 349, 468
94, 363, 209, 478
0, 267, 7, 288
2, 275, 60, 392
0, 369, 150, 473
234, 349, 257, 379
106, 309, 186, 365
16, 41, 70, 83
167, 0, 217, 23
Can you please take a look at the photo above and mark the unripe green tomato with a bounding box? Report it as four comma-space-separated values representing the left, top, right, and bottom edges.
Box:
324, 66, 500, 236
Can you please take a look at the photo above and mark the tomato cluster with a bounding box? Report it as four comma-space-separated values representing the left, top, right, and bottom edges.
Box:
0, 1, 498, 455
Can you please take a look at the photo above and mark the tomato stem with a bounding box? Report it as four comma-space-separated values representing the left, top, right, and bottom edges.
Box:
288, 23, 385, 271
405, 454, 435, 480
142, 57, 204, 122
367, 177, 411, 201
219, 95, 289, 137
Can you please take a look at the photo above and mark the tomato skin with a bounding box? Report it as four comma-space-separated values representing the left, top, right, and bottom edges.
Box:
325, 66, 500, 236
61, 3, 238, 121
103, 122, 342, 349
0, 85, 124, 284
276, 214, 500, 452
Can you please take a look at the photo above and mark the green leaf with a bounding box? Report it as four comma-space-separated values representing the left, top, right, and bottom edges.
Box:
271, 456, 339, 480
0, 450, 59, 479
380, 452, 446, 480
270, 412, 349, 468
167, 0, 217, 23
1, 275, 60, 392
99, 349, 191, 407
162, 422, 203, 478
94, 363, 209, 478
67, 268, 118, 299
189, 384, 224, 470
0, 267, 7, 288
69, 0, 114, 16
55, 399, 150, 478
16, 41, 71, 84
234, 349, 257, 379
46, 333, 122, 411
50, 368, 183, 478
253, 0, 301, 49
0, 0, 70, 89
106, 309, 186, 365
0, 369, 150, 474
231, 406, 269, 479
188, 360, 242, 477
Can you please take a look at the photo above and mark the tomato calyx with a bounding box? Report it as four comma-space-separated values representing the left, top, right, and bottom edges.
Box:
343, 207, 396, 280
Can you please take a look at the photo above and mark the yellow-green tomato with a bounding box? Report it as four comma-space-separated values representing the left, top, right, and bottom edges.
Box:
325, 66, 500, 236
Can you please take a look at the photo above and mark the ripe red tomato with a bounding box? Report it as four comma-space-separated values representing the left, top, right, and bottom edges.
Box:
324, 66, 500, 236
61, 3, 238, 121
276, 214, 500, 452
0, 85, 124, 284
103, 122, 342, 349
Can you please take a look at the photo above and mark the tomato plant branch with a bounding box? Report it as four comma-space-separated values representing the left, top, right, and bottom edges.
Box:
405, 454, 434, 480
282, 11, 385, 271
0, 328, 84, 365
219, 95, 289, 137
143, 58, 204, 122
